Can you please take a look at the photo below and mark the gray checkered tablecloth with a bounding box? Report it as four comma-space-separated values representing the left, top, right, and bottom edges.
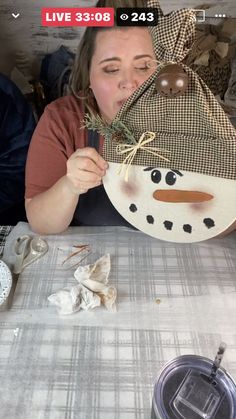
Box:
1, 223, 236, 419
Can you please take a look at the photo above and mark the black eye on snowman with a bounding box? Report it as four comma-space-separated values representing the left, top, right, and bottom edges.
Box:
151, 170, 161, 184
144, 167, 183, 184
150, 170, 177, 185
165, 171, 177, 186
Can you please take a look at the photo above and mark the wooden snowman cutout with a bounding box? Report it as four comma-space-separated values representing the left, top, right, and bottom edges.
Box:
85, 1, 236, 243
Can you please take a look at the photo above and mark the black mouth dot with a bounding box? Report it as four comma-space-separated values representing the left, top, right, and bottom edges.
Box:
129, 204, 137, 213
146, 215, 154, 224
183, 224, 192, 234
164, 221, 173, 231
203, 218, 215, 229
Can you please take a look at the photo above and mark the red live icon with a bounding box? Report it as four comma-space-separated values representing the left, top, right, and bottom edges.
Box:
41, 8, 114, 27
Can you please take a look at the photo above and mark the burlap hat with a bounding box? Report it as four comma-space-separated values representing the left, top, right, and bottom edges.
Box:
96, 0, 236, 181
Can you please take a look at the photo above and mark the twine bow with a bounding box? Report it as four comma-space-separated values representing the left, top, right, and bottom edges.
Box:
147, 59, 177, 69
116, 131, 171, 181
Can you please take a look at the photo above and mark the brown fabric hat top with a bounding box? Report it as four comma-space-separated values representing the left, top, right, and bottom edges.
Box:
101, 0, 236, 180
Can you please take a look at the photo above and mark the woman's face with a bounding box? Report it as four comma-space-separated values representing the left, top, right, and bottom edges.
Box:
89, 27, 157, 123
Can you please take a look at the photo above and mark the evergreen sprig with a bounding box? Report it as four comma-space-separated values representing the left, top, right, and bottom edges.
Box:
82, 113, 136, 145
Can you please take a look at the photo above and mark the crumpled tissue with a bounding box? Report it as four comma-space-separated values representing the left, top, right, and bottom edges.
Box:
48, 254, 117, 315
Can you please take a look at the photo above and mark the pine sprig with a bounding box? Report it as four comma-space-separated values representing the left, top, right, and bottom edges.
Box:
82, 113, 136, 145
82, 113, 108, 136
113, 120, 136, 145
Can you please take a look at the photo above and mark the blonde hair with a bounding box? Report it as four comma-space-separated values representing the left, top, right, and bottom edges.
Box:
69, 0, 148, 113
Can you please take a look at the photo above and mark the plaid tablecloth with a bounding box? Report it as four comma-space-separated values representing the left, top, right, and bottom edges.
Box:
1, 223, 236, 419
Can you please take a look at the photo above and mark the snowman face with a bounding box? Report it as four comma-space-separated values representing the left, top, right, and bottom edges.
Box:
103, 163, 236, 243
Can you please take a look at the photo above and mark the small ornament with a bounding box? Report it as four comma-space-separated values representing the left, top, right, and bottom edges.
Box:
155, 64, 189, 98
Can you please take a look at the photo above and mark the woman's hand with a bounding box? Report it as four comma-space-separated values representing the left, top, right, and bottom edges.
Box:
25, 148, 108, 235
66, 147, 108, 194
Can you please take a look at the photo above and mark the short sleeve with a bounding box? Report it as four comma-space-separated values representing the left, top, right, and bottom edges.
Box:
25, 96, 86, 199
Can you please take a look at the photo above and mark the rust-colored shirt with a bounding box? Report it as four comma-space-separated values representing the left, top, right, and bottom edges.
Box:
25, 95, 103, 199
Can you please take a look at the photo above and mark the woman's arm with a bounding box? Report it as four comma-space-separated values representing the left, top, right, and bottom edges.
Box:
25, 147, 108, 234
25, 176, 79, 235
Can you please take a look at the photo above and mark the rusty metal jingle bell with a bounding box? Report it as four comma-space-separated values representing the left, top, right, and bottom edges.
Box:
155, 64, 189, 98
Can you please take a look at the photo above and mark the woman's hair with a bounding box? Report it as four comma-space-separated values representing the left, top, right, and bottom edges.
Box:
69, 0, 148, 113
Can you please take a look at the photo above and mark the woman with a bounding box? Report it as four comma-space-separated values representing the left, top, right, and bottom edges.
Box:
25, 1, 157, 234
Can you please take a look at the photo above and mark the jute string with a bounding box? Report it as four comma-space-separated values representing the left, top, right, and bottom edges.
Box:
116, 131, 171, 181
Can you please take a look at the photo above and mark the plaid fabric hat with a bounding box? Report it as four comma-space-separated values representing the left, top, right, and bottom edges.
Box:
102, 0, 236, 180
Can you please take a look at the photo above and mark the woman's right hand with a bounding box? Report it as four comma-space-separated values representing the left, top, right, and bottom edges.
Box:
65, 147, 108, 195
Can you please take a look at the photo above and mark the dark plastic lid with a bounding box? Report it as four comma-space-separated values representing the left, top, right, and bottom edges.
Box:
152, 355, 236, 419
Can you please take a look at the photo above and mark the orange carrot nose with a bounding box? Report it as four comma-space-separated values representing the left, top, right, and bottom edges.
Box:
153, 189, 214, 203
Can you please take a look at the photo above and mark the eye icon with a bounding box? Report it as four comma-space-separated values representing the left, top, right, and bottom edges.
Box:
120, 13, 129, 20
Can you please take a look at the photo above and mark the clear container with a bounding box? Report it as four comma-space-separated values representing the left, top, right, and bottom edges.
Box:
151, 355, 236, 419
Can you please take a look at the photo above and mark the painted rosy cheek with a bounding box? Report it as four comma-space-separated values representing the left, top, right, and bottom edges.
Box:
120, 180, 140, 197
189, 201, 213, 213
